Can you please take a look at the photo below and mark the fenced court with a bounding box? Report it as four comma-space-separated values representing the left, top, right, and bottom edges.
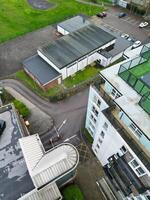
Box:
118, 46, 150, 114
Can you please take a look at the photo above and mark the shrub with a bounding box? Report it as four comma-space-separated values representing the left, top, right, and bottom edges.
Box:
62, 185, 84, 200
13, 100, 30, 118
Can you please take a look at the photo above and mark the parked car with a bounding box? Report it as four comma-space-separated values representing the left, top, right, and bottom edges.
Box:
132, 40, 141, 48
118, 12, 127, 18
96, 12, 107, 18
127, 37, 136, 42
121, 33, 129, 39
0, 120, 6, 136
139, 22, 149, 28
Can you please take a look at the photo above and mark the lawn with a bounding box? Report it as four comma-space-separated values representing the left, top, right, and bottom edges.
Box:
15, 70, 63, 97
63, 65, 102, 88
0, 0, 102, 43
82, 0, 112, 4
129, 59, 150, 78
62, 185, 84, 200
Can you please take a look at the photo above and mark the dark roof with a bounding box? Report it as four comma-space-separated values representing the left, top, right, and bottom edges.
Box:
39, 24, 115, 69
141, 72, 150, 87
0, 105, 34, 200
23, 55, 61, 85
100, 26, 133, 57
58, 15, 91, 33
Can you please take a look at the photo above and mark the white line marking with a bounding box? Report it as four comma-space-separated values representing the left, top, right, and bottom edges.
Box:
64, 134, 77, 142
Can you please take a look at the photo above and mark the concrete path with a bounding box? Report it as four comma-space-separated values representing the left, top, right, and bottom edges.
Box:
5, 86, 53, 135
28, 0, 54, 10
2, 79, 88, 142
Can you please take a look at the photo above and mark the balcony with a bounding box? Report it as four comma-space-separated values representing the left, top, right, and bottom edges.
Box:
102, 107, 150, 172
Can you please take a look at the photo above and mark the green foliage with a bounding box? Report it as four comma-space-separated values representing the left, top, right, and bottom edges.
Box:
13, 99, 30, 118
63, 65, 101, 88
0, 0, 103, 43
62, 185, 85, 200
84, 128, 93, 144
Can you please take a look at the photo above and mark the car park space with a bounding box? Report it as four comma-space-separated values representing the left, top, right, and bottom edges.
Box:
92, 7, 148, 42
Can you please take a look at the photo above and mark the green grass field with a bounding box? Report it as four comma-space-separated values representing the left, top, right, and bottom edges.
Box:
129, 59, 150, 78
63, 65, 101, 88
62, 185, 84, 200
0, 0, 102, 43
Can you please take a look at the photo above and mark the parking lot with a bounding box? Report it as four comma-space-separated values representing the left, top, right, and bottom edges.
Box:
91, 6, 149, 42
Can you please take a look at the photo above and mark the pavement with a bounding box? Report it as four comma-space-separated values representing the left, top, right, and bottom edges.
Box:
28, 0, 54, 10
75, 143, 106, 200
91, 6, 149, 42
5, 87, 53, 135
0, 25, 57, 78
2, 79, 88, 149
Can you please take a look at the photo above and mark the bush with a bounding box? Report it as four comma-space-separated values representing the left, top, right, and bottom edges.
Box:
62, 185, 84, 200
13, 100, 30, 118
83, 128, 94, 144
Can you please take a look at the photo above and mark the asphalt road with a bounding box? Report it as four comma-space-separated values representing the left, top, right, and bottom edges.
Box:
2, 79, 88, 149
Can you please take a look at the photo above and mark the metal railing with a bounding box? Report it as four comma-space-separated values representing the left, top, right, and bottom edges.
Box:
102, 107, 150, 172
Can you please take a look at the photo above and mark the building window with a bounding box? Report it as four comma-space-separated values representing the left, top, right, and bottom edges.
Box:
94, 149, 97, 153
92, 106, 99, 117
111, 88, 121, 99
98, 138, 102, 144
129, 123, 143, 138
103, 122, 108, 131
129, 159, 146, 177
120, 146, 127, 154
136, 167, 145, 176
90, 115, 96, 124
100, 131, 105, 138
96, 144, 100, 149
97, 99, 101, 107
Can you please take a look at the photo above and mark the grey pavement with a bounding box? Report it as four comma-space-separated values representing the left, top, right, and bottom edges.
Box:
28, 0, 54, 10
5, 87, 53, 135
91, 6, 148, 42
2, 79, 88, 148
0, 25, 57, 78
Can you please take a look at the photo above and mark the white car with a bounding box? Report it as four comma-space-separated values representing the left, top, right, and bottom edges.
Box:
132, 40, 141, 48
121, 33, 129, 39
139, 22, 149, 28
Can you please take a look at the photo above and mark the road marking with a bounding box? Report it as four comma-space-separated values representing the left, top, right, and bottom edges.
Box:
64, 134, 77, 142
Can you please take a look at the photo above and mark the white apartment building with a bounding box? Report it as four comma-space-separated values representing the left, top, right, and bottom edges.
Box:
85, 45, 150, 199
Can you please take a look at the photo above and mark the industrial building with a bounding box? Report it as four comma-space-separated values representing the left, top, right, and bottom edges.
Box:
85, 43, 150, 199
23, 18, 116, 90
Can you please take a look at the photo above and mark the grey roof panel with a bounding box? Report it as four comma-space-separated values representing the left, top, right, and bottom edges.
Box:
23, 55, 60, 85
39, 24, 115, 69
58, 15, 91, 32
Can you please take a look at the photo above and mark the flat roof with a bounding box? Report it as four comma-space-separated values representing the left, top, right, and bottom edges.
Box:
58, 15, 91, 33
101, 59, 150, 139
19, 134, 79, 188
23, 55, 60, 85
0, 104, 34, 200
100, 26, 133, 57
19, 182, 62, 200
39, 24, 115, 69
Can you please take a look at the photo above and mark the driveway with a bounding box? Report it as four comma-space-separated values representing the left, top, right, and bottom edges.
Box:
91, 6, 148, 42
2, 79, 88, 149
0, 25, 57, 78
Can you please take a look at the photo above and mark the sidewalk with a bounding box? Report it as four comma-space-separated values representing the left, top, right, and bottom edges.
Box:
5, 87, 53, 135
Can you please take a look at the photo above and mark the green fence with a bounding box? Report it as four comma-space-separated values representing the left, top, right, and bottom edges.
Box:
139, 92, 150, 115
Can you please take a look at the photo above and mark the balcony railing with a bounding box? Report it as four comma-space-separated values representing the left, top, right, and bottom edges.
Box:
102, 107, 150, 172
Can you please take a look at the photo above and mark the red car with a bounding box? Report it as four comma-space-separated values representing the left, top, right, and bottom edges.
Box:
96, 12, 107, 18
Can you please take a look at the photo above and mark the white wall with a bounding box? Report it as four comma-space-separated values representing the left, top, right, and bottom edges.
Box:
57, 25, 69, 35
